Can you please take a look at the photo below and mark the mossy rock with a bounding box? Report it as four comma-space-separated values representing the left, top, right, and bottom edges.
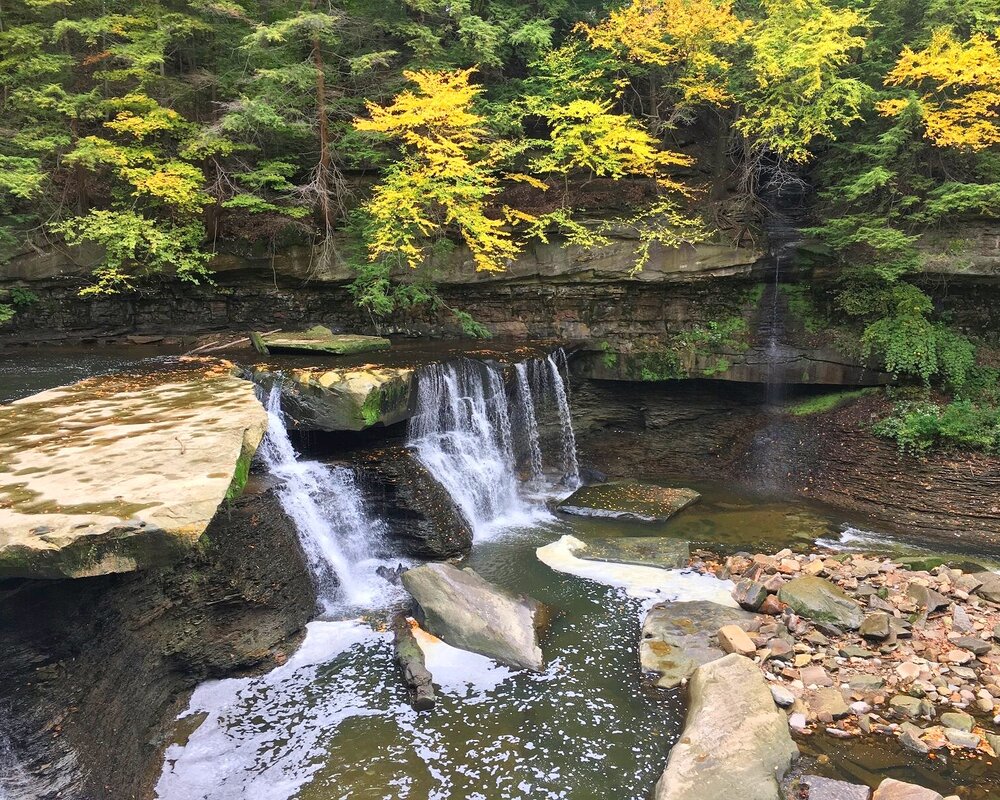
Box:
251, 326, 391, 356
557, 481, 700, 523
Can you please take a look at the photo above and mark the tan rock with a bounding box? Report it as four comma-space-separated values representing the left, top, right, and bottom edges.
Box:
0, 361, 267, 579
717, 624, 757, 657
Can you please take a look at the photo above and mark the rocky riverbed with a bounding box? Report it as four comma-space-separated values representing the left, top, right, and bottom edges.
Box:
678, 547, 1000, 798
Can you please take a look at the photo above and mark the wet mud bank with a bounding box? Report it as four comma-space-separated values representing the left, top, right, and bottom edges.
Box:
0, 480, 315, 800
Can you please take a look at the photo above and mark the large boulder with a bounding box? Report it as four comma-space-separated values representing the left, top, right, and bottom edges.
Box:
250, 326, 390, 355
354, 447, 473, 559
401, 563, 548, 671
557, 481, 700, 522
0, 360, 267, 579
250, 364, 413, 431
778, 575, 863, 629
655, 654, 798, 800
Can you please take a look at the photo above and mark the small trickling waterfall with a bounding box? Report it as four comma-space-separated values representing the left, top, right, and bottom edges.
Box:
260, 385, 398, 613
408, 351, 580, 538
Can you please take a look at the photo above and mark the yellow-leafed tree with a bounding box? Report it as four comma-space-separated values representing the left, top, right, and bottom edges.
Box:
580, 0, 749, 106
878, 27, 1000, 151
355, 68, 521, 273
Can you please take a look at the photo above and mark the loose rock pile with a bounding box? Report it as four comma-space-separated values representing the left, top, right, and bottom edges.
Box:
693, 549, 1000, 765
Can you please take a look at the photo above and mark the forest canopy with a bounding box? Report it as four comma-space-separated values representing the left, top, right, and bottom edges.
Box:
0, 0, 998, 385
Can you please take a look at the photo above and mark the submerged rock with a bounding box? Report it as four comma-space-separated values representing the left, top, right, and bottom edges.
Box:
251, 364, 413, 432
778, 576, 863, 629
0, 360, 267, 579
250, 326, 390, 356
654, 653, 798, 800
640, 600, 759, 688
556, 481, 700, 522
401, 563, 548, 671
569, 536, 689, 569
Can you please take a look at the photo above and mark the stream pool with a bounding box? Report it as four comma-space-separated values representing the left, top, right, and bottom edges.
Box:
3, 344, 999, 799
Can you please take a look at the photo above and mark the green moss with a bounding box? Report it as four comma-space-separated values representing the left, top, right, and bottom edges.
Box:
599, 341, 618, 369
779, 284, 827, 334
225, 450, 253, 501
787, 388, 875, 416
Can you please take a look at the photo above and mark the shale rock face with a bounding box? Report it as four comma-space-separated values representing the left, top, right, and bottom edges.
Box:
655, 653, 798, 800
354, 447, 473, 559
0, 480, 315, 800
0, 360, 267, 579
401, 562, 547, 671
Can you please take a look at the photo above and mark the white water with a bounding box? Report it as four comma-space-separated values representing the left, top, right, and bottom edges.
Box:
407, 352, 581, 539
513, 362, 544, 483
260, 385, 401, 614
546, 352, 580, 488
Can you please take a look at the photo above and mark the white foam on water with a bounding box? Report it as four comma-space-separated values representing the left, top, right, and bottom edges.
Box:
155, 620, 382, 800
411, 626, 513, 700
536, 535, 738, 607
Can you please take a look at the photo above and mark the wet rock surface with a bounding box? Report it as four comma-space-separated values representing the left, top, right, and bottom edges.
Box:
0, 480, 315, 800
354, 447, 473, 559
655, 653, 798, 800
0, 359, 267, 579
640, 600, 760, 688
250, 363, 414, 432
571, 536, 690, 569
557, 481, 700, 522
401, 562, 548, 671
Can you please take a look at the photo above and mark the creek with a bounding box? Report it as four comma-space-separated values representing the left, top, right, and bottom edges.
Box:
1, 344, 998, 799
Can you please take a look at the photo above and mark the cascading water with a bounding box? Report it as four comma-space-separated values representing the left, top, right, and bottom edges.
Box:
546, 351, 580, 487
408, 350, 580, 538
513, 362, 544, 483
260, 384, 398, 614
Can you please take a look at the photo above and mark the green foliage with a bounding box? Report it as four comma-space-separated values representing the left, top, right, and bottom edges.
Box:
874, 399, 1000, 454
51, 211, 211, 295
787, 388, 874, 416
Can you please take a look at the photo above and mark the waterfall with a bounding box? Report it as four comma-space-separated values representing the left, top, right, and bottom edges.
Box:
408, 351, 580, 539
546, 351, 580, 488
514, 362, 544, 482
260, 385, 397, 614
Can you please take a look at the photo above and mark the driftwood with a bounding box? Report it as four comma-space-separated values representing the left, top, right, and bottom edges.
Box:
391, 613, 436, 712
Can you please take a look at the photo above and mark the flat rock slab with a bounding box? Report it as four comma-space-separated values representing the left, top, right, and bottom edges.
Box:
574, 537, 689, 569
655, 653, 798, 800
251, 326, 391, 356
779, 575, 864, 629
251, 365, 413, 432
401, 562, 548, 671
0, 360, 267, 579
557, 482, 700, 523
641, 600, 759, 688
872, 779, 943, 800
